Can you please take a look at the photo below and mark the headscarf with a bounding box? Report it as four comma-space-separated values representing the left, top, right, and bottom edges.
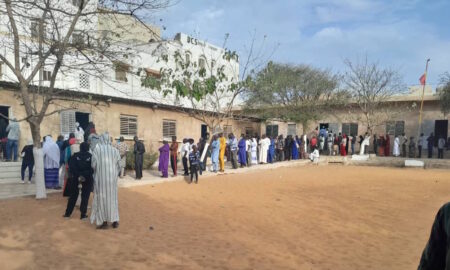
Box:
99, 132, 111, 145
80, 142, 89, 153
43, 136, 60, 165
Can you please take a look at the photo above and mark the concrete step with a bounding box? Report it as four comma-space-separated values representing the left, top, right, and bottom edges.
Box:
0, 165, 22, 172
0, 171, 21, 178
0, 162, 21, 168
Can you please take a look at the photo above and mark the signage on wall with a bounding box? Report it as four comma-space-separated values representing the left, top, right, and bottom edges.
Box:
186, 36, 205, 47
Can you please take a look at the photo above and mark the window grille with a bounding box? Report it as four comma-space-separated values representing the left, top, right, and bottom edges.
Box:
120, 115, 137, 136
162, 120, 176, 139
79, 73, 90, 89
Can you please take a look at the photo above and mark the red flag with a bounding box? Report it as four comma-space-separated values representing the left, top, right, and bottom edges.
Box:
419, 73, 426, 85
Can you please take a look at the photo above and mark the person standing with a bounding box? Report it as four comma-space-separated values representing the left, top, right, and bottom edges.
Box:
43, 136, 61, 189
158, 141, 170, 178
251, 137, 258, 165
5, 118, 20, 161
0, 118, 8, 160
409, 137, 416, 158
64, 142, 93, 220
219, 133, 226, 172
133, 136, 145, 180
90, 133, 121, 229
228, 133, 238, 169
276, 135, 285, 161
350, 134, 356, 155
268, 136, 276, 163
373, 134, 378, 156
384, 134, 391, 157
237, 134, 247, 167
20, 140, 34, 184
115, 136, 128, 178
292, 136, 299, 160
210, 135, 220, 173
169, 136, 178, 176
340, 134, 347, 156
246, 135, 252, 166
259, 135, 270, 164
74, 122, 84, 143
189, 145, 201, 184
284, 135, 292, 161
327, 133, 333, 156
401, 133, 408, 157
438, 136, 445, 159
393, 135, 400, 157
427, 133, 435, 158
181, 138, 190, 176
418, 133, 425, 158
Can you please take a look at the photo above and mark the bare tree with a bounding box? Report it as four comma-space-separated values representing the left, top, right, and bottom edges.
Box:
0, 0, 171, 198
343, 57, 405, 134
142, 31, 277, 133
244, 62, 346, 132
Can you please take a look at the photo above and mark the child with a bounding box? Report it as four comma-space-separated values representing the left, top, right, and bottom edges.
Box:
189, 145, 200, 184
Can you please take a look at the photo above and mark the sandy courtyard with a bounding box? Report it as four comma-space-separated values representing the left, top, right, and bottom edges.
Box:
1, 165, 449, 270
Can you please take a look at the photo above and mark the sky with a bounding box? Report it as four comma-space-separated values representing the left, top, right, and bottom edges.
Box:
152, 0, 450, 88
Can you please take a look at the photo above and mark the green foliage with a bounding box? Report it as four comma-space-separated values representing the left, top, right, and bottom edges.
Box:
439, 73, 450, 115
125, 151, 158, 170
245, 62, 345, 126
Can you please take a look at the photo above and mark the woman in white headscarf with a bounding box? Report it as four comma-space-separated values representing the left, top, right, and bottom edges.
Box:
90, 132, 121, 229
43, 136, 61, 189
251, 138, 258, 165
74, 122, 85, 143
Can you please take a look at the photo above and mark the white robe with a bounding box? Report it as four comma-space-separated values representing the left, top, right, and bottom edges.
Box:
393, 137, 400, 156
90, 134, 121, 226
259, 138, 270, 163
251, 139, 258, 164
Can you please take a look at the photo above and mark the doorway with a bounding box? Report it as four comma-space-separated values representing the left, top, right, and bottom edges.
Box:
319, 123, 329, 130
435, 120, 448, 146
0, 106, 9, 125
201, 124, 208, 140
75, 112, 90, 131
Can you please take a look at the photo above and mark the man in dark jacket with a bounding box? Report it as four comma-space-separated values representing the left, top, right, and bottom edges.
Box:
418, 202, 450, 270
63, 142, 93, 219
134, 136, 145, 180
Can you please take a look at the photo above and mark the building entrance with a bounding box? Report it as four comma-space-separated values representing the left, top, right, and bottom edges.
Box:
75, 112, 90, 132
0, 106, 9, 124
435, 120, 448, 145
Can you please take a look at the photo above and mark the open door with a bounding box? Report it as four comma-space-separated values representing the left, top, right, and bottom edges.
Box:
435, 120, 448, 146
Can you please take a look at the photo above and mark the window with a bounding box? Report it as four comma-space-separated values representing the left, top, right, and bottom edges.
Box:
266, 125, 279, 138
198, 57, 206, 69
72, 0, 84, 7
223, 125, 232, 137
145, 68, 161, 79
30, 19, 46, 39
341, 123, 358, 136
120, 115, 137, 136
72, 31, 84, 45
287, 124, 297, 136
42, 70, 51, 81
386, 121, 405, 137
162, 120, 176, 139
60, 111, 76, 135
79, 73, 90, 89
245, 127, 254, 137
114, 62, 129, 82
185, 52, 191, 63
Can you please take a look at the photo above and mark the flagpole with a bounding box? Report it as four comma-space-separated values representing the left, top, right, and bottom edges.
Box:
417, 58, 430, 144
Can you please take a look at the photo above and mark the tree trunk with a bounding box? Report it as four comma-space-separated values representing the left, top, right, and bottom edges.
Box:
30, 121, 46, 199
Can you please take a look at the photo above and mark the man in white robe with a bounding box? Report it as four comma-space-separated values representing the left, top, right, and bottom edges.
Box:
90, 132, 121, 229
393, 135, 400, 157
251, 138, 258, 165
259, 135, 270, 164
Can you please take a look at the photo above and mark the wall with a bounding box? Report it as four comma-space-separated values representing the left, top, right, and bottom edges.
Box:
0, 89, 260, 153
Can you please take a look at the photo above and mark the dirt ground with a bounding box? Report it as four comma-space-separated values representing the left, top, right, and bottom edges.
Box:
0, 165, 449, 270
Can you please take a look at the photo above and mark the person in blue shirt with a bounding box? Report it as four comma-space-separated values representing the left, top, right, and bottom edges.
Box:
210, 135, 220, 173
189, 145, 201, 184
228, 133, 238, 169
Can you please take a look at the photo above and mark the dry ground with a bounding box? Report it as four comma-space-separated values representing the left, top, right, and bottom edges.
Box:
1, 165, 449, 270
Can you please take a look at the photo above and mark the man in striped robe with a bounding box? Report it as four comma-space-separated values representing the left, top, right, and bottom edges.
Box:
90, 133, 121, 229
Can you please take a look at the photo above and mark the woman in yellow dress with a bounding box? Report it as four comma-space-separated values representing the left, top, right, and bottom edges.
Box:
219, 133, 227, 172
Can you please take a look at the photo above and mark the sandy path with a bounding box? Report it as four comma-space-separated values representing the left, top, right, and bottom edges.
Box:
0, 165, 449, 270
